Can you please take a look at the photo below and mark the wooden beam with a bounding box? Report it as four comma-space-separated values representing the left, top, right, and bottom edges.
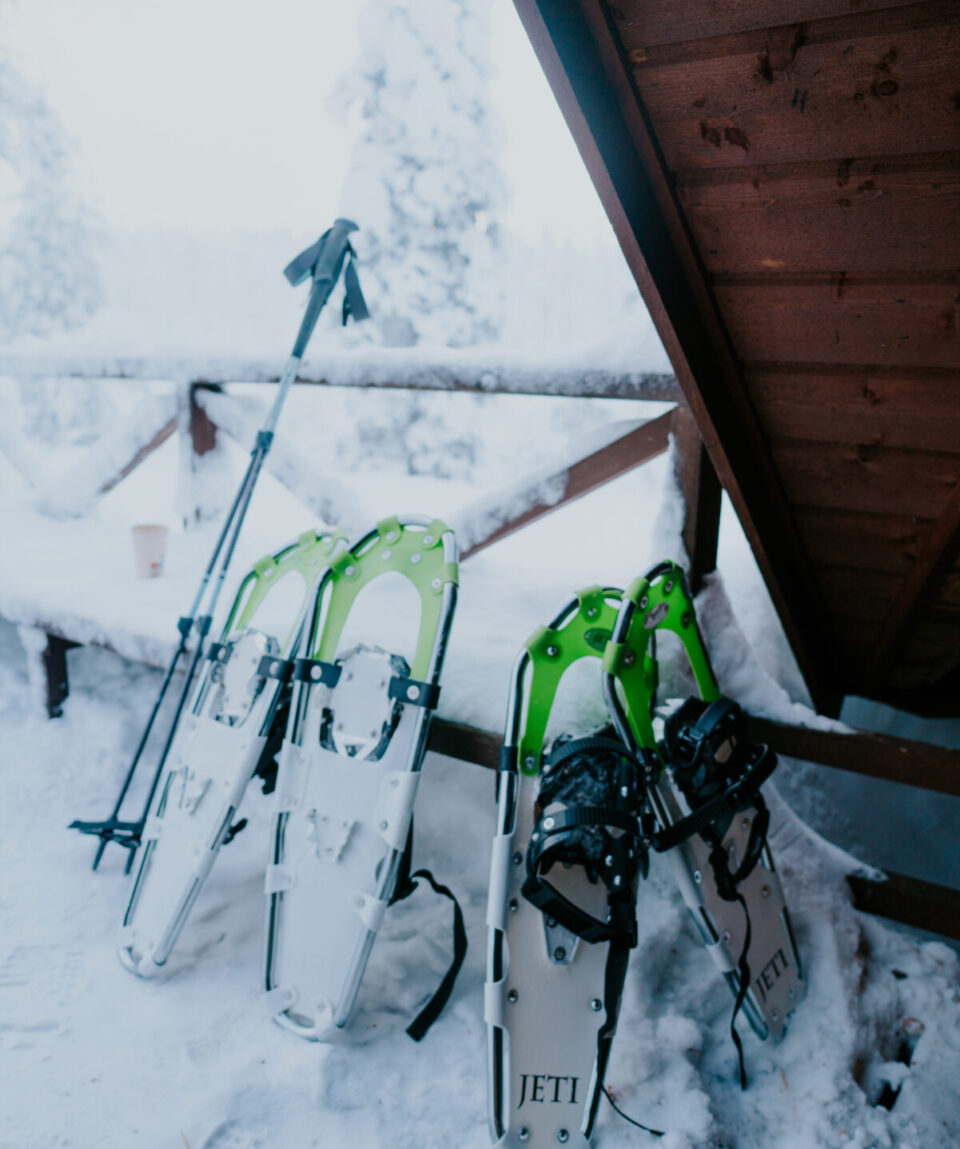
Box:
866, 485, 960, 688
514, 0, 841, 713
42, 634, 80, 719
672, 405, 721, 594
461, 408, 674, 559
746, 716, 960, 797
98, 417, 177, 496
0, 352, 680, 403
848, 869, 960, 942
429, 718, 502, 769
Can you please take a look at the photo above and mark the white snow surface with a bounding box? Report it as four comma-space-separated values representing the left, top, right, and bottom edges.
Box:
1, 438, 959, 1148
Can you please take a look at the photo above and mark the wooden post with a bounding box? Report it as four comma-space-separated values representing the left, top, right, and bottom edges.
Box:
176, 382, 224, 528
672, 406, 721, 594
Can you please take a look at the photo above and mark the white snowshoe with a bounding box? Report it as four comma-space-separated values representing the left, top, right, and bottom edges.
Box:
487, 587, 647, 1148
118, 530, 346, 975
264, 516, 464, 1041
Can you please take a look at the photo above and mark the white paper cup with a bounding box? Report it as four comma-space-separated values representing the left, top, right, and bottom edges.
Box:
132, 524, 169, 578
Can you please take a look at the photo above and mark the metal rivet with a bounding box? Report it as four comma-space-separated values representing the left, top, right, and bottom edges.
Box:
543, 817, 555, 830
741, 817, 751, 831
508, 898, 519, 912
382, 549, 392, 560
407, 685, 420, 701
411, 553, 422, 564
553, 947, 566, 962
623, 651, 636, 666
586, 606, 597, 619
386, 531, 398, 542
345, 565, 356, 577
620, 785, 629, 798
354, 895, 364, 908
432, 577, 441, 589
613, 875, 622, 887
590, 998, 602, 1012
423, 534, 434, 546
311, 666, 322, 681
788, 986, 797, 1000
762, 885, 771, 897
524, 756, 536, 771
513, 852, 523, 866
771, 1011, 780, 1022
379, 820, 388, 831
546, 644, 559, 658
546, 917, 557, 928
507, 989, 518, 1002
639, 595, 648, 609
557, 1131, 570, 1144
664, 580, 673, 594
693, 870, 702, 883
518, 1130, 530, 1143
604, 855, 613, 867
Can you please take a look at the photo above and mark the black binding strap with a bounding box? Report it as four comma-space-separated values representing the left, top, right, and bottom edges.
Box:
207, 642, 232, 664
388, 676, 440, 710
257, 655, 294, 683
292, 658, 342, 687
389, 824, 467, 1042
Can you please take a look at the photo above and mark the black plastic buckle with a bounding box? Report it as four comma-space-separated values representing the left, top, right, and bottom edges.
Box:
388, 676, 440, 710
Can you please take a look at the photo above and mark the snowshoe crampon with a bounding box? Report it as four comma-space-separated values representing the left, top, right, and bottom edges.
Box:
487, 587, 648, 1148
602, 561, 806, 1064
118, 530, 346, 975
264, 516, 460, 1040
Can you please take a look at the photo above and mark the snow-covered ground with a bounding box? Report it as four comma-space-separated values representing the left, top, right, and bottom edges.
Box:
1, 419, 959, 1148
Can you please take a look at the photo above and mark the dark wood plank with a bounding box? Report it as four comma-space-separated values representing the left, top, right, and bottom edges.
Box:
747, 714, 960, 796
814, 564, 900, 622
774, 440, 960, 518
794, 507, 929, 574
461, 409, 675, 559
868, 485, 960, 685
631, 19, 960, 170
672, 405, 722, 593
848, 869, 960, 941
679, 163, 960, 275
428, 718, 502, 769
745, 367, 960, 453
609, 0, 915, 50
716, 279, 960, 369
514, 0, 842, 712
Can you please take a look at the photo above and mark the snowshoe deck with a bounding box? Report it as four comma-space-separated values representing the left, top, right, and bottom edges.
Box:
118, 530, 345, 975
264, 516, 459, 1040
602, 562, 805, 1052
487, 587, 647, 1148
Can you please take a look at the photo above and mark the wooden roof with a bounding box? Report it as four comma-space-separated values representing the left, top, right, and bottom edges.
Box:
515, 0, 960, 715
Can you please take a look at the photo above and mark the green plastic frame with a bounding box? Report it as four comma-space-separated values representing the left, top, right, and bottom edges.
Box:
313, 516, 458, 680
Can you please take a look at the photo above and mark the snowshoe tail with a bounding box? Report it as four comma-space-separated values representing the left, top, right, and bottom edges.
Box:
487, 587, 648, 1148
264, 516, 460, 1040
602, 561, 806, 1059
118, 530, 347, 975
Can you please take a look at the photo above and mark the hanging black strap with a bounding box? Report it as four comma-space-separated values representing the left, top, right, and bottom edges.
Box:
342, 255, 370, 325
389, 825, 468, 1042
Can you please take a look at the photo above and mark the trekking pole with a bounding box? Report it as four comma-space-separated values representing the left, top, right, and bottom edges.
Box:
71, 219, 368, 869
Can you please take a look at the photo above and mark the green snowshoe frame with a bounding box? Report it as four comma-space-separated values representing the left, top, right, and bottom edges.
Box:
220, 529, 349, 655
303, 515, 459, 675
602, 560, 718, 761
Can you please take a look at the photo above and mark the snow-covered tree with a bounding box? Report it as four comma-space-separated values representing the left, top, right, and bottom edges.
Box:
331, 0, 506, 348
0, 50, 101, 344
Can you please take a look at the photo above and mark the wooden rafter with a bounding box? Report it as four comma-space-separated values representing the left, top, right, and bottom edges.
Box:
512, 0, 841, 713
671, 405, 721, 594
461, 408, 675, 559
865, 484, 960, 690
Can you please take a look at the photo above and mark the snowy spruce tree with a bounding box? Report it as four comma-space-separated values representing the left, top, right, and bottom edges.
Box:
330, 0, 505, 349
0, 52, 101, 344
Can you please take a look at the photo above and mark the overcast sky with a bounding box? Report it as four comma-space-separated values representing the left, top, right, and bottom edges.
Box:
5, 0, 612, 244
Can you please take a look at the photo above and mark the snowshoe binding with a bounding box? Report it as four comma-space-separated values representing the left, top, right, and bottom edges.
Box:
264, 516, 463, 1041
118, 529, 346, 975
602, 561, 805, 1084
486, 587, 649, 1148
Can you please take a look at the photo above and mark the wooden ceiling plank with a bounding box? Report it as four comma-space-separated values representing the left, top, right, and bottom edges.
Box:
513, 0, 841, 712
866, 484, 960, 686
